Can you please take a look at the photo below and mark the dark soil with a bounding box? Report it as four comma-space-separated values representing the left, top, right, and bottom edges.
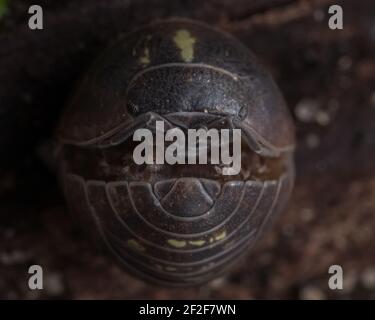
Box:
0, 0, 374, 299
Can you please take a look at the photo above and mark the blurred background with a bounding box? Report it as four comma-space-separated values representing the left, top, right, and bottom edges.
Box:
0, 0, 374, 299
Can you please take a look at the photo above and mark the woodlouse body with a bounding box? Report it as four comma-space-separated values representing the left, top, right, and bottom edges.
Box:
57, 19, 296, 286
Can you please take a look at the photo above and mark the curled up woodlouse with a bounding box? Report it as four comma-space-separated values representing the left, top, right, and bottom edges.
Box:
56, 18, 296, 286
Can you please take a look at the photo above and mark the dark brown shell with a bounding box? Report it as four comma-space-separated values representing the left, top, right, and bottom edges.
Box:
57, 18, 296, 286
58, 19, 295, 154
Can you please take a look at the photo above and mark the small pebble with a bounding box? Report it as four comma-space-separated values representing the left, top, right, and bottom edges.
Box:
316, 110, 331, 126
301, 208, 315, 222
209, 277, 227, 289
295, 98, 319, 122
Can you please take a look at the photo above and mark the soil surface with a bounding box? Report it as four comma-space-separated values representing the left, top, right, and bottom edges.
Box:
0, 0, 374, 299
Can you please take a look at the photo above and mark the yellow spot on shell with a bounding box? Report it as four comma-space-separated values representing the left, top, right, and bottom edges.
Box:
127, 239, 145, 252
214, 230, 227, 241
208, 230, 227, 243
173, 29, 196, 62
167, 239, 187, 248
139, 47, 150, 66
165, 266, 177, 272
188, 239, 206, 247
223, 240, 235, 249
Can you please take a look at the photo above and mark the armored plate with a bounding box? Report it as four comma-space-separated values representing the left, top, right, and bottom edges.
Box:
57, 18, 296, 286
58, 19, 295, 155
